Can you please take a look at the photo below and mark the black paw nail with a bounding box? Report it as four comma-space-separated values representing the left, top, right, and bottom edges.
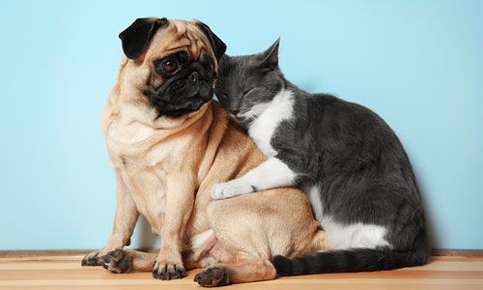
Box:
152, 263, 186, 280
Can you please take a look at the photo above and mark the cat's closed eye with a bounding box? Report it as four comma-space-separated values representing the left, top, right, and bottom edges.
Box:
242, 88, 256, 98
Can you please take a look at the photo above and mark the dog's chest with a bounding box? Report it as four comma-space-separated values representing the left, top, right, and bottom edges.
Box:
107, 123, 167, 167
106, 104, 175, 168
106, 115, 174, 229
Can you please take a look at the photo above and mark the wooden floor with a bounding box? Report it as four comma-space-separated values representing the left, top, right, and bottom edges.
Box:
1, 255, 482, 290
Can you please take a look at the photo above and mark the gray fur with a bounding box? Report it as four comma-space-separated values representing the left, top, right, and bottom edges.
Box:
215, 39, 429, 274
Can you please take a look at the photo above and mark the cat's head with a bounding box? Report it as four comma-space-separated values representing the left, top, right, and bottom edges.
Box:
215, 39, 284, 127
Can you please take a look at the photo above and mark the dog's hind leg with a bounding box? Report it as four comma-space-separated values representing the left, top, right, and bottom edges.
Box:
196, 187, 327, 286
99, 248, 156, 273
194, 256, 276, 287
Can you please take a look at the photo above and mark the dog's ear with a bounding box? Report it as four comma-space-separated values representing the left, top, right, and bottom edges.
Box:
195, 21, 227, 61
119, 17, 168, 59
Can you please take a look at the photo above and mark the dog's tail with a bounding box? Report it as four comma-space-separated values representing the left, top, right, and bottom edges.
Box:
273, 227, 429, 275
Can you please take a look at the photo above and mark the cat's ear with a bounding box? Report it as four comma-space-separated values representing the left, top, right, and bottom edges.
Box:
258, 38, 280, 69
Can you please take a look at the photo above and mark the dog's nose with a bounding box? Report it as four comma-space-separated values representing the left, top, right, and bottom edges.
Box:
190, 72, 199, 83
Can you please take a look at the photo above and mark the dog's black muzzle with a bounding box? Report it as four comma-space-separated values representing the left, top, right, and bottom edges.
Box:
144, 53, 215, 118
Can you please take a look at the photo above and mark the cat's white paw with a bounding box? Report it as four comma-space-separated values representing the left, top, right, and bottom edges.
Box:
211, 181, 254, 200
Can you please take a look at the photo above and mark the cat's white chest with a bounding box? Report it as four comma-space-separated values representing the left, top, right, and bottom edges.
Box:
248, 89, 294, 156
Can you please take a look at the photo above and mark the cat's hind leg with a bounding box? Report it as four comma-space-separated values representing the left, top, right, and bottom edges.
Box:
211, 157, 296, 199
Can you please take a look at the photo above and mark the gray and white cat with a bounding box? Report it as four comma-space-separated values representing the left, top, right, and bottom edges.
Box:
212, 39, 429, 275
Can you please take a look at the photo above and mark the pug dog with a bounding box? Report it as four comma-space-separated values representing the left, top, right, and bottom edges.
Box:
81, 17, 327, 287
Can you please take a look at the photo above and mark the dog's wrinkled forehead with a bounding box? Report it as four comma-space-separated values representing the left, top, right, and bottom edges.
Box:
150, 20, 207, 60
119, 18, 226, 66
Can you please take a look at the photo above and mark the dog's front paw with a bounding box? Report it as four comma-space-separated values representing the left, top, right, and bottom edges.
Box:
194, 266, 230, 287
211, 181, 255, 200
152, 259, 186, 280
81, 251, 101, 266
100, 249, 133, 273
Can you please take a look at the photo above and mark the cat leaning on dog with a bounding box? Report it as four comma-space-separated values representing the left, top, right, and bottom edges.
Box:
212, 39, 430, 275
81, 18, 328, 287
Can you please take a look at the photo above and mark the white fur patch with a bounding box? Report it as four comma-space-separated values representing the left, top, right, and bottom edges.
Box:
239, 102, 271, 120
211, 179, 254, 199
211, 89, 296, 200
321, 218, 391, 250
248, 89, 294, 156
211, 157, 296, 199
307, 185, 324, 221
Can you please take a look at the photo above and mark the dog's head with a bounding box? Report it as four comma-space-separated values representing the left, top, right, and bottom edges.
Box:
118, 17, 226, 118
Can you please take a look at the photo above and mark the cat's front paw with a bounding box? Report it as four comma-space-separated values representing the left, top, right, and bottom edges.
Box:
211, 180, 255, 200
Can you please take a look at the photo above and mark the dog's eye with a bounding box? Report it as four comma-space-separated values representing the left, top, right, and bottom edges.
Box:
162, 60, 178, 73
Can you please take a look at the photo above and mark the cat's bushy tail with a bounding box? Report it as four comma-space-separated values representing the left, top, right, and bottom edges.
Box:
273, 227, 429, 275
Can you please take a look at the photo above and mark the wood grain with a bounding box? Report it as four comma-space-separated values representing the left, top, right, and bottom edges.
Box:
0, 255, 482, 290
432, 249, 483, 257
2, 248, 482, 258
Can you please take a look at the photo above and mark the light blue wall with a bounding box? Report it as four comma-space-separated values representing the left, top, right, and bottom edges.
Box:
1, 0, 482, 250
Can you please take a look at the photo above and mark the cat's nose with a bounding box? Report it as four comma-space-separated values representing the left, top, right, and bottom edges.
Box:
216, 93, 227, 100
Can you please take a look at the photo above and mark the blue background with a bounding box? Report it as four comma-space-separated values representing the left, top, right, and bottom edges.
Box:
1, 0, 482, 250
